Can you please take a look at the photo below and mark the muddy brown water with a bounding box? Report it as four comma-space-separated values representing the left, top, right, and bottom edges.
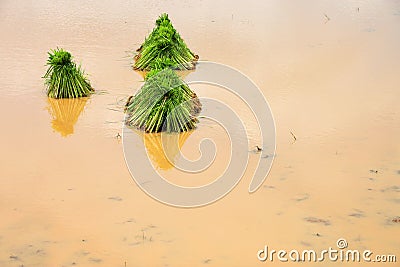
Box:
1, 0, 400, 266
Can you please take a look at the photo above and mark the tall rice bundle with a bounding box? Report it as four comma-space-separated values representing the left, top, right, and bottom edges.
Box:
43, 48, 93, 98
134, 13, 198, 71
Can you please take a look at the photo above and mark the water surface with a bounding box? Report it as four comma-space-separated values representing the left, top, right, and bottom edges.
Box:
0, 0, 399, 266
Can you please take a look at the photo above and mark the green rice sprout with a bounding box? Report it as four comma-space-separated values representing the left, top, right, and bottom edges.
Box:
134, 13, 199, 71
43, 48, 94, 98
125, 68, 201, 133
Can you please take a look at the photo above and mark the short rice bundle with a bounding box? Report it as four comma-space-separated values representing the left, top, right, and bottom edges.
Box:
134, 13, 198, 71
126, 68, 201, 133
43, 48, 93, 98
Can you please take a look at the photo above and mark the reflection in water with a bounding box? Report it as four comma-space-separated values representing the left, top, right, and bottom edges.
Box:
138, 130, 193, 170
46, 97, 89, 137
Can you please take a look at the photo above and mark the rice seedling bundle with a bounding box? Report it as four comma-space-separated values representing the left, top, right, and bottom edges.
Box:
126, 68, 201, 133
134, 13, 198, 71
43, 48, 93, 98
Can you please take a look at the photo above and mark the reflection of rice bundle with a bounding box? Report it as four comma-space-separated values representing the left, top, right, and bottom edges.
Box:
47, 97, 88, 137
139, 130, 193, 170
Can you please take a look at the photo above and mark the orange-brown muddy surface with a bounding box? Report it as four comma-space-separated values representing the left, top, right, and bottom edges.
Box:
0, 1, 399, 266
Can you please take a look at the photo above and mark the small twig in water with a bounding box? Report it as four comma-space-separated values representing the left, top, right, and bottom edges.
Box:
290, 131, 297, 141
324, 14, 331, 23
142, 230, 146, 242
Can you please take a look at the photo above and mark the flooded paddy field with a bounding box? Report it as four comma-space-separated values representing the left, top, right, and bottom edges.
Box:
0, 0, 399, 266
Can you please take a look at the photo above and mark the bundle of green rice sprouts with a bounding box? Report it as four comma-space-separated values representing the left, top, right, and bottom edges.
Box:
43, 48, 93, 98
134, 13, 198, 71
125, 68, 201, 133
